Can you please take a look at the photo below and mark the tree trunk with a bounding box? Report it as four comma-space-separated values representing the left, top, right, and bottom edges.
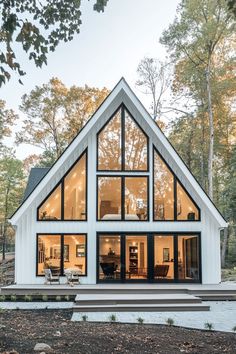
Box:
221, 227, 229, 268
206, 63, 214, 200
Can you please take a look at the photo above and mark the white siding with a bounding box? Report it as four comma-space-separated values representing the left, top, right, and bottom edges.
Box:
13, 89, 222, 285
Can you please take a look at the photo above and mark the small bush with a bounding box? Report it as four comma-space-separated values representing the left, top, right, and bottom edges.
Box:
16, 306, 20, 310
0, 295, 6, 302
166, 318, 174, 326
24, 295, 32, 302
137, 317, 144, 324
232, 325, 236, 332
10, 295, 17, 302
204, 322, 214, 331
65, 295, 70, 301
42, 295, 48, 302
55, 295, 62, 302
109, 314, 116, 322
82, 315, 88, 322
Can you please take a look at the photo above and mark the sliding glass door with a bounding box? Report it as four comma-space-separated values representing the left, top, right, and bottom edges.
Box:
97, 233, 201, 283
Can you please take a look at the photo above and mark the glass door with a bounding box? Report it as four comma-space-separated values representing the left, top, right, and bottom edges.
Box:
98, 235, 122, 281
154, 235, 175, 281
125, 235, 148, 281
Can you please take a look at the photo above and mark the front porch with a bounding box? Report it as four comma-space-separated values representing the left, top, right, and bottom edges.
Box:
2, 283, 236, 300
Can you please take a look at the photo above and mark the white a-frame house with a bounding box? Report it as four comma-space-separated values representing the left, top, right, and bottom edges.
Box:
9, 78, 227, 285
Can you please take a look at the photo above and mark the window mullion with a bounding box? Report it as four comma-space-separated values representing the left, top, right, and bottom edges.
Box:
61, 234, 64, 276
174, 176, 177, 220
121, 176, 125, 220
121, 105, 125, 171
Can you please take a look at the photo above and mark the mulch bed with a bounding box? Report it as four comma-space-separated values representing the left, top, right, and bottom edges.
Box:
0, 309, 236, 354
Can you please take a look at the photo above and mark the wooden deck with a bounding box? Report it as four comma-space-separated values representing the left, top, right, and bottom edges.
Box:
1, 283, 236, 300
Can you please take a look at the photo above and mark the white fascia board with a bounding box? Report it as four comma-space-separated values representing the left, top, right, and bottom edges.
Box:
9, 79, 125, 225
10, 78, 227, 228
121, 80, 227, 228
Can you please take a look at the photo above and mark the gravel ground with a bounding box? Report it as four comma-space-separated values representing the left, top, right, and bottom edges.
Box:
0, 309, 236, 354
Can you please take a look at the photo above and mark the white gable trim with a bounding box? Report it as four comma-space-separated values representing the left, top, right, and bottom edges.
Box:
9, 78, 227, 227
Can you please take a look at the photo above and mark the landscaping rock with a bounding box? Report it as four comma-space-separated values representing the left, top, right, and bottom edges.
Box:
53, 330, 61, 337
34, 343, 52, 352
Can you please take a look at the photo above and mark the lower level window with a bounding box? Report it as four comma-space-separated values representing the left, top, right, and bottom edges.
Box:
37, 234, 87, 276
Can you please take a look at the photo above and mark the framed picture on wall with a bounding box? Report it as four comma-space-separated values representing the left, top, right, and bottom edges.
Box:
76, 244, 85, 257
64, 245, 69, 262
163, 248, 170, 262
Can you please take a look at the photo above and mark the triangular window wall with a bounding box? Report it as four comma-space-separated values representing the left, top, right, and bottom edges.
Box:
97, 105, 148, 171
153, 147, 200, 221
38, 150, 87, 221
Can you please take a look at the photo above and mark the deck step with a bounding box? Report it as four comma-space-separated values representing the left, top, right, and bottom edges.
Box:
74, 293, 202, 305
194, 293, 236, 300
73, 303, 210, 312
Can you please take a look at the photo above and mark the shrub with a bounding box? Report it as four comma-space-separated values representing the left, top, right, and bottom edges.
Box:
0, 295, 6, 302
204, 322, 214, 331
232, 325, 236, 332
137, 317, 144, 324
42, 295, 48, 302
55, 295, 61, 301
109, 314, 116, 322
24, 295, 32, 302
10, 295, 17, 302
65, 295, 70, 301
82, 315, 88, 322
166, 318, 174, 326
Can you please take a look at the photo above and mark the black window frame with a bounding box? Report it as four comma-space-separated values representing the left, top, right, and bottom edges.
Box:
36, 233, 87, 277
96, 175, 149, 222
97, 104, 149, 172
96, 232, 201, 284
37, 148, 88, 222
153, 146, 201, 222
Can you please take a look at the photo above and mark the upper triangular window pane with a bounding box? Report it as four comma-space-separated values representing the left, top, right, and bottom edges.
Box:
38, 184, 62, 220
64, 152, 86, 220
177, 182, 199, 221
97, 106, 148, 171
98, 109, 122, 170
125, 110, 148, 171
154, 150, 174, 220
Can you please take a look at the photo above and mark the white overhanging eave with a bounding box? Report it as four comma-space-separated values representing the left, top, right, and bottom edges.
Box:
9, 78, 227, 228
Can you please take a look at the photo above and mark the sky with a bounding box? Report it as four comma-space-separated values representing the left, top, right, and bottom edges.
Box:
1, 0, 180, 160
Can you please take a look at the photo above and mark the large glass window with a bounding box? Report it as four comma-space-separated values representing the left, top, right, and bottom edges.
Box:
125, 235, 147, 279
97, 106, 148, 171
64, 235, 86, 275
154, 235, 174, 279
37, 235, 61, 275
98, 110, 122, 170
153, 147, 200, 221
154, 151, 174, 220
125, 111, 148, 171
37, 234, 87, 276
125, 177, 148, 220
98, 235, 121, 280
64, 153, 86, 220
98, 177, 122, 220
97, 176, 148, 220
38, 185, 62, 220
38, 150, 87, 221
178, 235, 199, 281
177, 182, 199, 221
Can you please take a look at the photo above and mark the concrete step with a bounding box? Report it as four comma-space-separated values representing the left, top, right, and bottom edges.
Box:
194, 293, 236, 301
74, 293, 202, 305
73, 303, 210, 312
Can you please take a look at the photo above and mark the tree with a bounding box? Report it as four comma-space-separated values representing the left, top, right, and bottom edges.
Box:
136, 58, 172, 128
16, 78, 109, 164
0, 100, 18, 151
160, 0, 235, 200
0, 150, 25, 261
0, 0, 109, 86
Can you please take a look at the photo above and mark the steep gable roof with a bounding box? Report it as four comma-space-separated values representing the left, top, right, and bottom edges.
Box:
9, 78, 227, 227
23, 167, 50, 202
